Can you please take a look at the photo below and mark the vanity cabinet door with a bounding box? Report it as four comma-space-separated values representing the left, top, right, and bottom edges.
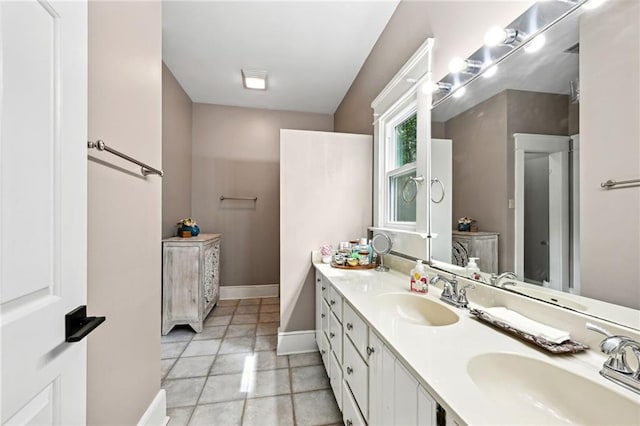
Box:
394, 361, 419, 425
417, 385, 437, 426
368, 331, 396, 426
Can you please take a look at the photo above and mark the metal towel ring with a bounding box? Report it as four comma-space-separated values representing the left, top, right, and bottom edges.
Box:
431, 178, 445, 204
401, 176, 424, 203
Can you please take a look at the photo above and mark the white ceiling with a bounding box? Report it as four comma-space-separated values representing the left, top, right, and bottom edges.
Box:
162, 1, 400, 114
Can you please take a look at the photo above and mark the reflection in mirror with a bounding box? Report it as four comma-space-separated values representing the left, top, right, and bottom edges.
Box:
428, 0, 639, 330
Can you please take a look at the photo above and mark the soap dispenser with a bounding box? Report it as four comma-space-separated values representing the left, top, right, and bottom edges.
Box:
466, 257, 481, 280
410, 260, 428, 293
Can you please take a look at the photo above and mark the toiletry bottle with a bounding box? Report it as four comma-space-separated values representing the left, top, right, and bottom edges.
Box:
411, 260, 428, 293
466, 257, 481, 280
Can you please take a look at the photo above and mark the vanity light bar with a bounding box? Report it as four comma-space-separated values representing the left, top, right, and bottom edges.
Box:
432, 0, 589, 107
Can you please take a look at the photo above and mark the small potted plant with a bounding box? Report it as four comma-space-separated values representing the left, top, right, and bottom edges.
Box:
457, 216, 473, 232
177, 217, 200, 237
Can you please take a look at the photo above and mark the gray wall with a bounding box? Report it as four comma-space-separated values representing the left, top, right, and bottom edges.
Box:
162, 63, 193, 238
87, 1, 162, 424
191, 104, 333, 287
440, 90, 568, 271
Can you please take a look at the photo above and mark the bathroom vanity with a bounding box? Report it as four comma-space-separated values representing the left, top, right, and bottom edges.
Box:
313, 257, 640, 425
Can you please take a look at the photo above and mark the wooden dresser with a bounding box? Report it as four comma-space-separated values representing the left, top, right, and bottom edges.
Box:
162, 234, 221, 335
451, 231, 499, 274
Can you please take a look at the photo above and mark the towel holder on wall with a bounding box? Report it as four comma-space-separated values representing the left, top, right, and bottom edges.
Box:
88, 140, 164, 177
219, 195, 258, 201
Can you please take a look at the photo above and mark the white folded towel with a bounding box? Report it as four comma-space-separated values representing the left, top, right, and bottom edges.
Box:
483, 307, 571, 344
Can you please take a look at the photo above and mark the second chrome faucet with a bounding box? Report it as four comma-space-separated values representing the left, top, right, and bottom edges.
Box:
429, 274, 475, 309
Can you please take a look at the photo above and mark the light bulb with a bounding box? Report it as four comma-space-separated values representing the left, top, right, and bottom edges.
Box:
448, 57, 467, 74
452, 86, 466, 99
484, 26, 508, 47
524, 34, 546, 53
421, 81, 439, 94
482, 64, 498, 79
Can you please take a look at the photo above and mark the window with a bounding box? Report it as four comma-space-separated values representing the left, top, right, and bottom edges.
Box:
385, 109, 418, 227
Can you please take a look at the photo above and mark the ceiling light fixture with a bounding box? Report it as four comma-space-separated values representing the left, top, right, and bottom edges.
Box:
448, 57, 483, 74
241, 69, 267, 90
524, 34, 546, 53
484, 26, 522, 47
422, 81, 452, 94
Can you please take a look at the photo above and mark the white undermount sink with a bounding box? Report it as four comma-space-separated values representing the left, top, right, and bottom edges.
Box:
375, 292, 459, 326
468, 352, 640, 425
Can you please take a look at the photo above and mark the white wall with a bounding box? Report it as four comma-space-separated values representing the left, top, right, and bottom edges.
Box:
280, 130, 372, 333
580, 0, 640, 309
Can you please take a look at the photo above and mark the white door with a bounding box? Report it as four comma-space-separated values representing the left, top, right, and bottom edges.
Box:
1, 1, 88, 424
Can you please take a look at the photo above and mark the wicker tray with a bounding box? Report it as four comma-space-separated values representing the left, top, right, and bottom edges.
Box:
469, 308, 589, 354
330, 262, 378, 270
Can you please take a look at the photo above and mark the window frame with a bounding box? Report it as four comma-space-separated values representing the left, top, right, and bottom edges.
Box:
384, 104, 419, 230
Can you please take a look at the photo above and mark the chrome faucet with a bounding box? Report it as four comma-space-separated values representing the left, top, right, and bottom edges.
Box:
489, 271, 518, 286
587, 323, 640, 394
429, 275, 475, 309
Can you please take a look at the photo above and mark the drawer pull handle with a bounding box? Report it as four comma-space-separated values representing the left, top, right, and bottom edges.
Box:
321, 349, 326, 355
330, 300, 335, 305
346, 366, 353, 375
321, 313, 326, 318
346, 420, 353, 426
367, 346, 375, 356
330, 332, 335, 338
321, 286, 326, 290
317, 278, 321, 282
346, 322, 353, 330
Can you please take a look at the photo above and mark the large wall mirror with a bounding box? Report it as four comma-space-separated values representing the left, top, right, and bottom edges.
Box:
428, 0, 639, 330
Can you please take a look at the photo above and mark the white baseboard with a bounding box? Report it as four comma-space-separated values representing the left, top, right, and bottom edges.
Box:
220, 284, 279, 300
277, 329, 318, 355
138, 389, 168, 426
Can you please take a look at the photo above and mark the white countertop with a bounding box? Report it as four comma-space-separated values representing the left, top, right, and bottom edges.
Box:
313, 261, 640, 425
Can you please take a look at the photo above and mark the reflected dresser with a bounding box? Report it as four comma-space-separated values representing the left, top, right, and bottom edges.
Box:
451, 231, 499, 274
162, 234, 221, 335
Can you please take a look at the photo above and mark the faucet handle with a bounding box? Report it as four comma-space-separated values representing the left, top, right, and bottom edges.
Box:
586, 323, 634, 374
457, 283, 475, 308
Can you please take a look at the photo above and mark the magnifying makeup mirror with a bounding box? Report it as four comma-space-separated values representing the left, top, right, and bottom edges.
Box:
372, 233, 392, 272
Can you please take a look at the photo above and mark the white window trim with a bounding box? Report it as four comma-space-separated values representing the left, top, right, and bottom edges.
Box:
371, 38, 434, 260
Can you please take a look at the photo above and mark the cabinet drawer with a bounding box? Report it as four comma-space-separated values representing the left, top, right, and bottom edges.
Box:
342, 380, 366, 426
318, 273, 329, 302
343, 338, 368, 420
329, 350, 343, 411
329, 312, 343, 362
321, 298, 330, 338
328, 286, 343, 322
321, 331, 331, 373
344, 303, 368, 360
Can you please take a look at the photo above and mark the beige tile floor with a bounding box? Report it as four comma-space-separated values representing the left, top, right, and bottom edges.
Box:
161, 297, 342, 426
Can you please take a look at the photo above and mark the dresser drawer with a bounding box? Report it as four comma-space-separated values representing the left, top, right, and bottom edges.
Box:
328, 286, 343, 322
329, 311, 343, 362
317, 273, 329, 302
343, 302, 368, 360
343, 338, 368, 420
329, 350, 343, 411
342, 380, 366, 426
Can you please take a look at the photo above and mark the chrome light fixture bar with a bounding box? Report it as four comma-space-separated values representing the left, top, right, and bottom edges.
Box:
432, 0, 591, 108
